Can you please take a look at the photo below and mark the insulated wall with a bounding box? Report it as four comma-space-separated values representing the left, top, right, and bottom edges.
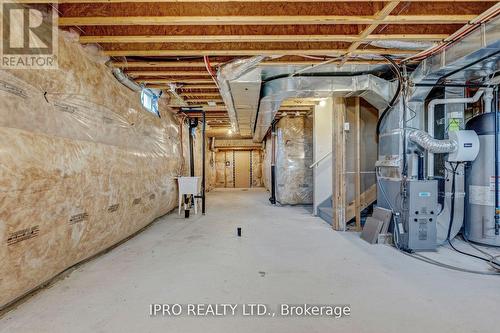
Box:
276, 116, 313, 205
0, 33, 184, 308
262, 133, 272, 191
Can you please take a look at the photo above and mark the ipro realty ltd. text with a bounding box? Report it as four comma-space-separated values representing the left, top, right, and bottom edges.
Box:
149, 304, 351, 318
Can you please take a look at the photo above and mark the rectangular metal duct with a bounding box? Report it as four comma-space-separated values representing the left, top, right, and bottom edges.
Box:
253, 75, 396, 142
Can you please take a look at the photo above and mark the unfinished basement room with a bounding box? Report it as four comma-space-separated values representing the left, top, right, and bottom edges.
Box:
1, 1, 500, 332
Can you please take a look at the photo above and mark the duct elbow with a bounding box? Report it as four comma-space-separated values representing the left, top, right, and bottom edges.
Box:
408, 130, 457, 154
112, 68, 142, 92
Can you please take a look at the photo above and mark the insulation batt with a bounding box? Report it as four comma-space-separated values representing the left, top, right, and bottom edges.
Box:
0, 32, 185, 308
276, 116, 313, 205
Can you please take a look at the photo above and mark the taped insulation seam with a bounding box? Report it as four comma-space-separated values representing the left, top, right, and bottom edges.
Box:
0, 31, 185, 308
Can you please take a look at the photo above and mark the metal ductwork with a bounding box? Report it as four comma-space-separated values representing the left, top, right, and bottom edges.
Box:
253, 74, 396, 142
410, 16, 500, 102
217, 56, 274, 135
111, 68, 142, 92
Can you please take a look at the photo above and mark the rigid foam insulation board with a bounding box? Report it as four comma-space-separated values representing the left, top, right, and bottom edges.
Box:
276, 116, 313, 205
372, 207, 392, 235
361, 218, 384, 244
0, 32, 186, 308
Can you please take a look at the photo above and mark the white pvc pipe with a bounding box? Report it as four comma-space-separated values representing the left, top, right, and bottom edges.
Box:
427, 89, 487, 177
484, 88, 494, 113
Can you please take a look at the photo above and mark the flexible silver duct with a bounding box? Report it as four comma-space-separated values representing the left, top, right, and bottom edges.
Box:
111, 68, 142, 92
408, 130, 457, 154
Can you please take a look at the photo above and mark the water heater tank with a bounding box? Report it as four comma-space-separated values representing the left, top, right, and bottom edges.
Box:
465, 112, 500, 246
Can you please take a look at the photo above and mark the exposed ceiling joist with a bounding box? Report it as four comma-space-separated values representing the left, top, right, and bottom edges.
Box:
127, 71, 210, 76
79, 34, 447, 44
21, 0, 500, 2
141, 79, 214, 84
180, 92, 221, 97
59, 15, 474, 26
106, 48, 419, 57
110, 60, 386, 68
338, 1, 400, 65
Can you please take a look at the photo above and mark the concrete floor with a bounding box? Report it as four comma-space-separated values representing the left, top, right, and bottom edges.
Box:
1, 188, 500, 333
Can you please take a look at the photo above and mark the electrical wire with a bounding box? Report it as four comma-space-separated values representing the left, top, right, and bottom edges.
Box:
404, 251, 500, 275
376, 55, 403, 136
461, 235, 500, 271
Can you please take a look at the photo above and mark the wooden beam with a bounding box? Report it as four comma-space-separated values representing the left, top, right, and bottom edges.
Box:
80, 34, 447, 44
59, 15, 474, 26
110, 59, 386, 68
180, 92, 221, 97
81, 35, 356, 44
141, 79, 214, 84
353, 98, 361, 231
180, 85, 220, 90
332, 97, 346, 231
127, 71, 210, 77
106, 48, 419, 57
149, 84, 217, 89
21, 0, 500, 3
185, 99, 224, 102
111, 61, 221, 68
345, 185, 377, 223
22, 0, 500, 3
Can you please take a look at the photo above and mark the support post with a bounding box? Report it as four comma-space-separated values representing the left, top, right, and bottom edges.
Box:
202, 110, 206, 215
332, 97, 346, 231
354, 98, 362, 231
270, 120, 277, 205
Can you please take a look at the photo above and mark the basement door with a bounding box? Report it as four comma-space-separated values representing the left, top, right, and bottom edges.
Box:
234, 151, 251, 188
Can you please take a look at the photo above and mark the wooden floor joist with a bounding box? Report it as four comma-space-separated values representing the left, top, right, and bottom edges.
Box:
79, 34, 447, 44
105, 48, 419, 57
21, 0, 500, 3
59, 15, 474, 26
110, 60, 386, 68
339, 1, 401, 65
126, 71, 210, 77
